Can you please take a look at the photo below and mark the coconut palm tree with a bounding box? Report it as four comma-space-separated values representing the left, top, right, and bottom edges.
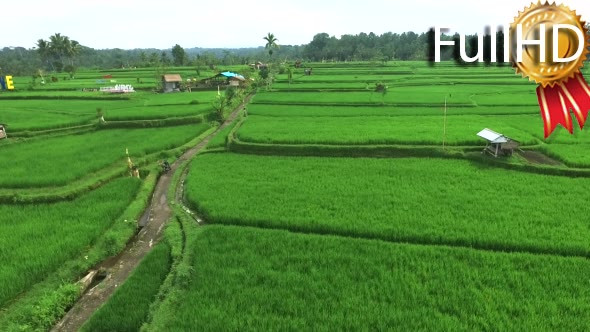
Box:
48, 33, 66, 58
65, 40, 81, 66
36, 39, 53, 70
36, 33, 82, 72
263, 33, 279, 58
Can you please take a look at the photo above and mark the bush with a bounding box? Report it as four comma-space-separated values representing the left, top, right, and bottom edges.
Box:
225, 86, 237, 102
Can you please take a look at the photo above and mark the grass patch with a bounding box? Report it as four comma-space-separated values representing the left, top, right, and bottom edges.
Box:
81, 242, 172, 332
236, 114, 541, 146
153, 225, 590, 331
0, 123, 210, 188
186, 153, 590, 257
0, 177, 141, 307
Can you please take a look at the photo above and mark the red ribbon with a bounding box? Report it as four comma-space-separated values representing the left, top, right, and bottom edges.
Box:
536, 73, 590, 138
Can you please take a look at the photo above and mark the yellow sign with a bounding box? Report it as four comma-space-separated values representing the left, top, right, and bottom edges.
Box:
0, 76, 14, 90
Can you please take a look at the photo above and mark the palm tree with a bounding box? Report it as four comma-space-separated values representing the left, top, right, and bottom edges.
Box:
49, 33, 66, 58
48, 33, 69, 71
65, 40, 81, 66
263, 33, 279, 58
36, 39, 53, 70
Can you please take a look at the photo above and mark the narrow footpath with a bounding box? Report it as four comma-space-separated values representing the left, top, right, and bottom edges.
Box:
53, 94, 252, 331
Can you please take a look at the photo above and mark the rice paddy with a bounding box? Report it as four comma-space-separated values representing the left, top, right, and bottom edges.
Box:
4, 60, 590, 330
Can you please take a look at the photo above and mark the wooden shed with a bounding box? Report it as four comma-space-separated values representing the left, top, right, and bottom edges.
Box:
0, 124, 6, 140
162, 74, 182, 93
477, 128, 520, 157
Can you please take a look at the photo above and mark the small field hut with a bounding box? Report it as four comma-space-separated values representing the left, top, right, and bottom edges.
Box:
200, 72, 246, 88
249, 62, 268, 70
477, 128, 520, 157
162, 74, 183, 93
0, 124, 6, 139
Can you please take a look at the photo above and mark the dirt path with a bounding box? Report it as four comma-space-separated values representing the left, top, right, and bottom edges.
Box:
52, 94, 252, 332
519, 150, 563, 166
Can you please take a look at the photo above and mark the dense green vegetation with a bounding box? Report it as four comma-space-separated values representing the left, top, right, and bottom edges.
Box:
153, 225, 590, 331
542, 143, 590, 167
247, 104, 539, 116
0, 91, 218, 131
236, 114, 541, 145
4, 57, 590, 331
206, 116, 241, 149
0, 178, 141, 307
81, 242, 172, 332
0, 62, 233, 329
0, 123, 209, 188
186, 153, 590, 256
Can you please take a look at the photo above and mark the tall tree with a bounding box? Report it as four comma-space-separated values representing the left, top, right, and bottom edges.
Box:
65, 40, 81, 66
35, 33, 82, 73
49, 33, 67, 69
171, 44, 186, 66
36, 39, 52, 70
139, 51, 147, 67
263, 33, 279, 58
160, 51, 171, 66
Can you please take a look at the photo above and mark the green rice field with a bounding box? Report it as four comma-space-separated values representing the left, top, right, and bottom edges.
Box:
0, 65, 230, 330
4, 60, 590, 331
185, 153, 590, 256
0, 178, 140, 307
149, 225, 590, 331
0, 123, 210, 188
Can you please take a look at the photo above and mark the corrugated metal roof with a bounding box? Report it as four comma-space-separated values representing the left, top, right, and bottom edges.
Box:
477, 128, 509, 143
163, 74, 182, 82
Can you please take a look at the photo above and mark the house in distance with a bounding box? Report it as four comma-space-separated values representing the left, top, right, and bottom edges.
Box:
477, 128, 520, 157
162, 74, 183, 93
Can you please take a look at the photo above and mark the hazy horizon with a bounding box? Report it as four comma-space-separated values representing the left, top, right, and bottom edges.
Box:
3, 0, 590, 50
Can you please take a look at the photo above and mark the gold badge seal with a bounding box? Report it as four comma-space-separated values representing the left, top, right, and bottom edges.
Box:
511, 2, 590, 88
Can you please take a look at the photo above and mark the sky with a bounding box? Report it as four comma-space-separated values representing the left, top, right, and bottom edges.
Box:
2, 0, 590, 49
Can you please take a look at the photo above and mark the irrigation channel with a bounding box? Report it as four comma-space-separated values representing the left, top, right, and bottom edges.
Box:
52, 94, 253, 331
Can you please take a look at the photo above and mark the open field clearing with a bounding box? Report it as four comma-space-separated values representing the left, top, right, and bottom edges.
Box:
542, 144, 590, 167
0, 178, 140, 307
236, 114, 541, 146
0, 91, 131, 100
151, 225, 590, 331
3, 56, 590, 332
252, 86, 538, 106
2, 107, 94, 132
10, 68, 221, 91
105, 104, 212, 120
186, 153, 590, 256
246, 104, 539, 117
0, 123, 209, 188
0, 91, 217, 131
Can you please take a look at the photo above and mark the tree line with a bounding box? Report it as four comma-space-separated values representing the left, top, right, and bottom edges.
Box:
1, 25, 589, 76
